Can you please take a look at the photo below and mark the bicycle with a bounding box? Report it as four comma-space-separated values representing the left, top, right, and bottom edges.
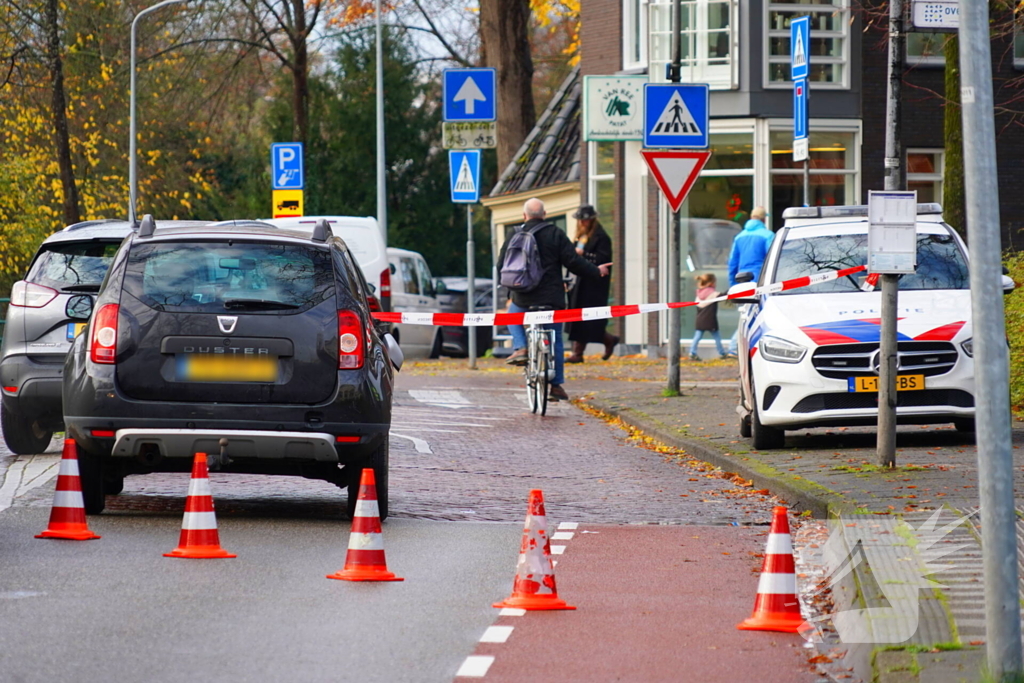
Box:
524, 313, 557, 415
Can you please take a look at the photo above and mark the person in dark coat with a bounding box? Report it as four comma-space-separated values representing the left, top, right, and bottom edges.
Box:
498, 198, 611, 401
565, 205, 619, 363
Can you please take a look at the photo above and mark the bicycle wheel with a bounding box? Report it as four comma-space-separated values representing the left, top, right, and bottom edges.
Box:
525, 337, 539, 414
536, 351, 549, 416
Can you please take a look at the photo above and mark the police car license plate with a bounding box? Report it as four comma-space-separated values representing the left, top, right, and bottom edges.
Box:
178, 355, 278, 382
848, 375, 925, 392
66, 323, 87, 340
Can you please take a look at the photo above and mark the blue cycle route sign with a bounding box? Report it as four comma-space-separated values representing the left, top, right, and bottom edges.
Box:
271, 143, 304, 190
643, 83, 709, 149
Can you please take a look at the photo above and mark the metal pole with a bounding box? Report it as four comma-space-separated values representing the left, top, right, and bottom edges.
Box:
375, 0, 387, 245
467, 204, 477, 368
666, 0, 682, 393
803, 160, 810, 206
960, 0, 1023, 676
129, 0, 188, 224
877, 0, 904, 467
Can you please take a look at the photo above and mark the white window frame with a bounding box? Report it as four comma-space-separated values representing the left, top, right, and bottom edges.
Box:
906, 148, 944, 202
588, 141, 617, 230
764, 0, 851, 89
647, 0, 739, 89
623, 0, 650, 71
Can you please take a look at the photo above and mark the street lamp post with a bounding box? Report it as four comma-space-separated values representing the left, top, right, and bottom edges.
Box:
129, 0, 189, 223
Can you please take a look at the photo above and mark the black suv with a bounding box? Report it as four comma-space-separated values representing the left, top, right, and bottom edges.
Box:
0, 219, 200, 454
63, 217, 401, 516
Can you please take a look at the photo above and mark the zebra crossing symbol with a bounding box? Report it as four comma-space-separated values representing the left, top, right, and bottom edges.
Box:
643, 83, 709, 149
449, 149, 482, 203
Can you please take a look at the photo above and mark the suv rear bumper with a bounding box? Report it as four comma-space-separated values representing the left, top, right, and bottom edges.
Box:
111, 428, 341, 461
0, 354, 64, 416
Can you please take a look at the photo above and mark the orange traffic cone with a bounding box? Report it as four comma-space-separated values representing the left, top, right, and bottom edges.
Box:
493, 489, 575, 611
164, 453, 235, 559
737, 506, 805, 633
327, 468, 403, 581
36, 439, 100, 541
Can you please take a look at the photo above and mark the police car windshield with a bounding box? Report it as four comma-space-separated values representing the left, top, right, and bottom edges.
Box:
772, 233, 969, 294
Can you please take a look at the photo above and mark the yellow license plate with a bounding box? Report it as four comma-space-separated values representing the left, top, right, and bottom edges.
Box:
66, 322, 87, 340
178, 355, 278, 382
848, 374, 925, 392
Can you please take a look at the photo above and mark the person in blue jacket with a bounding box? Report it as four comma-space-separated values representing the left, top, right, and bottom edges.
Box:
726, 206, 774, 355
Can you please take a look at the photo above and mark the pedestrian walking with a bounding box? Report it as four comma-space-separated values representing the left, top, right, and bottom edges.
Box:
565, 205, 619, 364
499, 198, 611, 402
688, 273, 727, 361
726, 206, 774, 355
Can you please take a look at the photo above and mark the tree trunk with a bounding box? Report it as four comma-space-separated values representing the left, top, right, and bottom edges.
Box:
480, 0, 535, 174
291, 0, 309, 145
943, 35, 965, 238
44, 0, 80, 225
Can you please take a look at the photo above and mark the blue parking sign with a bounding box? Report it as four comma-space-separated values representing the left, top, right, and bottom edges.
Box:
449, 150, 481, 203
271, 143, 304, 190
643, 84, 709, 149
443, 69, 497, 122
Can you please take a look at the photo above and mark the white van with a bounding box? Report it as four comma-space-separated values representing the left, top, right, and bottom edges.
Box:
387, 247, 443, 357
266, 216, 390, 310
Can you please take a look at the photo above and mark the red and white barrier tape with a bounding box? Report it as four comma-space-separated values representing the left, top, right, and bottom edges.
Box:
371, 265, 867, 327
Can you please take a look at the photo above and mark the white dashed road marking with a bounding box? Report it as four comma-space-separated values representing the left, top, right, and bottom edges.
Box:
455, 655, 495, 678
479, 626, 514, 643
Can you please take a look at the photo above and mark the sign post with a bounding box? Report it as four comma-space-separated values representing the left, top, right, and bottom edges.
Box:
449, 149, 483, 368
791, 16, 810, 205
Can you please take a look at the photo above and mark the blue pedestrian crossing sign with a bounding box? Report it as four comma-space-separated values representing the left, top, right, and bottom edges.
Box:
791, 16, 810, 81
271, 142, 304, 190
449, 150, 482, 203
443, 69, 497, 122
643, 84, 709, 149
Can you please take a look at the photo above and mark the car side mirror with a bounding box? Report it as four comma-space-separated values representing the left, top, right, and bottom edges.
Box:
735, 271, 755, 284
383, 333, 403, 371
1003, 274, 1015, 294
65, 294, 94, 321
726, 282, 759, 305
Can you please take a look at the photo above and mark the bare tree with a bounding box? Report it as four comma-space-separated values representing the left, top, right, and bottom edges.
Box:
44, 0, 79, 224
480, 0, 535, 172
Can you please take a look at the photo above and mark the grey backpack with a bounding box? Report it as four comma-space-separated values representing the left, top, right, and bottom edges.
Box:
500, 222, 548, 292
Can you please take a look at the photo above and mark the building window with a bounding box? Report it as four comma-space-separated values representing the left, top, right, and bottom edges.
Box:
907, 32, 947, 65
1015, 5, 1024, 69
769, 128, 859, 221
623, 0, 650, 71
648, 0, 737, 89
907, 149, 943, 203
589, 141, 616, 233
765, 0, 850, 88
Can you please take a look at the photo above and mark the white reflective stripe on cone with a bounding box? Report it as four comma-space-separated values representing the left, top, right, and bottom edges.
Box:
51, 490, 85, 508
58, 459, 80, 476
348, 532, 385, 551
181, 511, 218, 530
756, 571, 798, 595
764, 533, 793, 555
354, 499, 380, 518
187, 478, 212, 497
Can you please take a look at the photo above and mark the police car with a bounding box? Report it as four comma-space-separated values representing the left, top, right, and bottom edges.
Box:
731, 203, 1013, 449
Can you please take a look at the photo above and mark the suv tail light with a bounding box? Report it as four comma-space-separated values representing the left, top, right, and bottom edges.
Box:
366, 294, 382, 313
90, 303, 119, 364
10, 280, 57, 308
380, 268, 391, 311
338, 310, 365, 369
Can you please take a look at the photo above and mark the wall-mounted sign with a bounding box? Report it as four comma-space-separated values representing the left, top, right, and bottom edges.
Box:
911, 0, 959, 31
583, 75, 646, 141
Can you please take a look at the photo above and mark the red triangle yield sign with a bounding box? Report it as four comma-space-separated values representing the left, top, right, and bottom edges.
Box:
641, 150, 712, 213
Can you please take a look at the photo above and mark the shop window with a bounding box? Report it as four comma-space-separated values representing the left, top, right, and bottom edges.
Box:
649, 0, 737, 88
769, 129, 858, 222
765, 0, 850, 87
907, 149, 943, 204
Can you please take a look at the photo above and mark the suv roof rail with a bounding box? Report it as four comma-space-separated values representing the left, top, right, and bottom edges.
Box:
64, 218, 122, 232
311, 219, 333, 243
782, 203, 943, 220
137, 214, 157, 239
205, 220, 276, 229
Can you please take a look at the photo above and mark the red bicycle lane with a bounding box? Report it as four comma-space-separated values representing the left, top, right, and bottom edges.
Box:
457, 524, 820, 683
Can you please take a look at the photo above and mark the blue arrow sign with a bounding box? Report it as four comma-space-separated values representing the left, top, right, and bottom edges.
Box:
443, 69, 497, 122
449, 150, 482, 203
791, 16, 810, 81
643, 84, 709, 149
793, 78, 808, 140
271, 142, 304, 190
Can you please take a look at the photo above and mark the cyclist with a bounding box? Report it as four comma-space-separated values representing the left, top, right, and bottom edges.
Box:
499, 198, 611, 402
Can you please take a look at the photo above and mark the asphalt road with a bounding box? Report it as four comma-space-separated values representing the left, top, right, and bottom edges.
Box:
0, 370, 820, 682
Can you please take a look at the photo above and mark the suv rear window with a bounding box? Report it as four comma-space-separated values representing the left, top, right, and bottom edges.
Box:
123, 241, 334, 314
27, 241, 121, 291
773, 232, 969, 294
